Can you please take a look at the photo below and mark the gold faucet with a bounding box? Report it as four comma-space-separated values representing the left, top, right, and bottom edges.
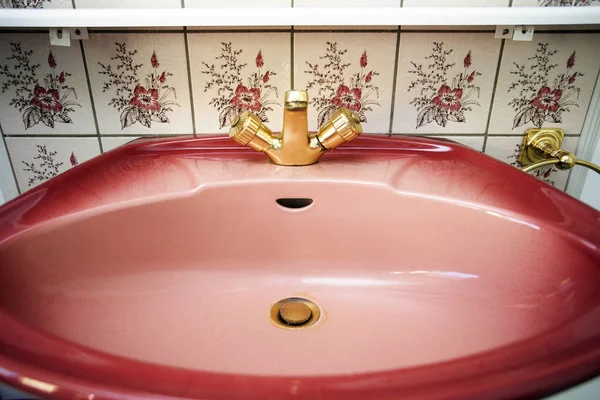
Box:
228, 90, 363, 166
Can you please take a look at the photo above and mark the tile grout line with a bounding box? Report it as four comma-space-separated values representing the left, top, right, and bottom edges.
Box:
3, 29, 599, 34
0, 123, 21, 195
482, 38, 507, 153
290, 28, 295, 90
3, 134, 202, 138
387, 27, 402, 135
4, 132, 578, 138
78, 40, 104, 153
183, 27, 197, 136
564, 66, 600, 192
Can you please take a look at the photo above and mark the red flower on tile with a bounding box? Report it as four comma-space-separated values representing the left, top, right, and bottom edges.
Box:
432, 85, 463, 111
530, 86, 562, 112
508, 43, 582, 129
464, 50, 472, 68
256, 50, 264, 68
365, 71, 373, 83
360, 50, 368, 68
230, 84, 261, 112
31, 86, 62, 112
1, 43, 81, 129
70, 152, 78, 166
129, 85, 160, 112
159, 71, 166, 83
568, 73, 577, 84
408, 42, 480, 129
467, 71, 476, 83
151, 51, 159, 68
48, 51, 56, 69
263, 71, 270, 83
331, 85, 362, 112
567, 51, 576, 68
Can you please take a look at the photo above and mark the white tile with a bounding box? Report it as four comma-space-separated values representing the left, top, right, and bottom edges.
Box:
101, 136, 139, 151
484, 135, 579, 190
295, 0, 399, 6
84, 33, 193, 135
488, 33, 600, 135
0, 34, 96, 135
0, 0, 72, 8
393, 32, 501, 134
428, 135, 485, 151
186, 0, 289, 7
404, 0, 509, 6
294, 32, 397, 134
512, 0, 600, 6
6, 137, 101, 192
0, 136, 18, 201
75, 0, 181, 8
188, 32, 291, 134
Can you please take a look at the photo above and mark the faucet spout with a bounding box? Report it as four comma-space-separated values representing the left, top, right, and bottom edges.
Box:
229, 89, 362, 166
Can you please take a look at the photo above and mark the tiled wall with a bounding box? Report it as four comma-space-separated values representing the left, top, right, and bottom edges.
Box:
0, 1, 599, 197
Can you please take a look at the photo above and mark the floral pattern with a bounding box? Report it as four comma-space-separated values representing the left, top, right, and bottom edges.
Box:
98, 44, 179, 129
304, 43, 380, 128
0, 44, 81, 129
200, 43, 279, 129
507, 43, 583, 129
538, 0, 598, 6
509, 143, 557, 186
0, 0, 50, 8
408, 43, 481, 129
21, 145, 77, 187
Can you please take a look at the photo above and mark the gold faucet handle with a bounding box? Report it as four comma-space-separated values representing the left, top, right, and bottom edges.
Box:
316, 108, 363, 149
229, 111, 277, 152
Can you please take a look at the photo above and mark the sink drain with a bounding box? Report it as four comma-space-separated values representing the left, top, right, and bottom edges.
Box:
270, 297, 321, 329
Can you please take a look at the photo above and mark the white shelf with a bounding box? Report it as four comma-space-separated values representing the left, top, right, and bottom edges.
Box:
0, 7, 598, 28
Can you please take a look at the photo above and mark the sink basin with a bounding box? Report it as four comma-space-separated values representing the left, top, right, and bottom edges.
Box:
1, 135, 600, 399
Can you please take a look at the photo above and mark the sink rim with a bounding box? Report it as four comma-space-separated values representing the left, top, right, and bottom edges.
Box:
1, 134, 600, 399
2, 309, 600, 400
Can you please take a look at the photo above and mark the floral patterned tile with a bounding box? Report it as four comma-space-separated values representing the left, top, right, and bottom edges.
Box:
84, 33, 193, 135
0, 34, 96, 135
512, 0, 600, 6
75, 0, 181, 8
186, 0, 289, 7
484, 135, 579, 190
403, 0, 509, 6
188, 33, 291, 134
392, 33, 501, 134
0, 0, 72, 8
101, 136, 139, 152
294, 32, 397, 133
428, 135, 485, 151
5, 137, 101, 192
488, 33, 600, 136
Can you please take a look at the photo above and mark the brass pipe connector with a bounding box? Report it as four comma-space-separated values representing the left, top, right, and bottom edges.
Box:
228, 90, 362, 166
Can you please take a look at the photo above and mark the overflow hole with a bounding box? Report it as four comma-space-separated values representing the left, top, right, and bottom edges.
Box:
276, 198, 314, 210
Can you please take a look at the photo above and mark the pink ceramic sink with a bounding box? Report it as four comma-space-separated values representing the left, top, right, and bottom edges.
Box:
1, 135, 600, 400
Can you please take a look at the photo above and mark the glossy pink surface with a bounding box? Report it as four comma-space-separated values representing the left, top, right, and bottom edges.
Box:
1, 135, 600, 399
